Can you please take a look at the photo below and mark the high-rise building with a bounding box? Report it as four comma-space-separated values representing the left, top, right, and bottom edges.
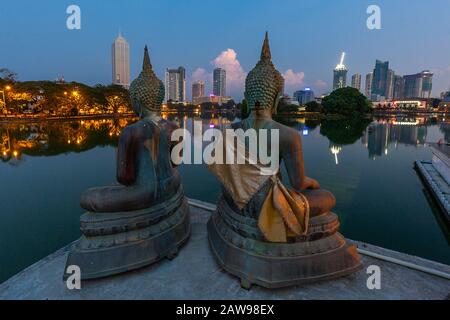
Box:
293, 88, 315, 105
365, 73, 373, 98
386, 69, 395, 101
213, 68, 226, 97
371, 60, 389, 100
111, 33, 130, 88
333, 52, 347, 91
403, 70, 433, 98
351, 74, 361, 91
393, 75, 405, 100
192, 81, 205, 103
165, 67, 186, 102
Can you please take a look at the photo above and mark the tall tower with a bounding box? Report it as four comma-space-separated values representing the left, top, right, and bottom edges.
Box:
371, 60, 389, 99
213, 68, 226, 97
165, 67, 186, 102
333, 52, 348, 91
386, 69, 395, 100
111, 32, 130, 88
351, 73, 362, 91
393, 75, 405, 100
365, 73, 373, 98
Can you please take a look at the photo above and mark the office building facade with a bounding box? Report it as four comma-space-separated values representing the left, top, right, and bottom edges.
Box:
293, 88, 315, 105
111, 33, 130, 88
165, 67, 186, 102
213, 68, 226, 97
351, 74, 362, 91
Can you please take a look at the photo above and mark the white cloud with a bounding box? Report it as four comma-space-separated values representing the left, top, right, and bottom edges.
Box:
314, 80, 328, 90
191, 68, 209, 82
282, 69, 305, 89
212, 49, 247, 96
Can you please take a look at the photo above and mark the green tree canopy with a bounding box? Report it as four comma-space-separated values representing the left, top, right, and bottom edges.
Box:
305, 101, 322, 113
322, 87, 372, 116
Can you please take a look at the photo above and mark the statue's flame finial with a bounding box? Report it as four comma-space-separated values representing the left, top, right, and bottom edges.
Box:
143, 45, 152, 72
260, 31, 271, 61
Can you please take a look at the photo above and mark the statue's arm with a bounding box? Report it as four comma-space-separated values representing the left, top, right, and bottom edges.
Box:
282, 132, 320, 191
117, 129, 137, 185
167, 121, 182, 167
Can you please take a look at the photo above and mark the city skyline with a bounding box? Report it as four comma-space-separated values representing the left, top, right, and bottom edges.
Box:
1, 0, 450, 100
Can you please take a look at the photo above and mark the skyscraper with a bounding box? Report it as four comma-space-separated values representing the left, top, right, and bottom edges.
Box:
365, 73, 373, 98
165, 67, 186, 102
192, 81, 205, 103
393, 75, 405, 100
386, 69, 395, 101
371, 60, 389, 100
333, 52, 347, 91
213, 68, 226, 96
111, 33, 130, 88
351, 74, 361, 91
403, 70, 433, 98
293, 88, 315, 104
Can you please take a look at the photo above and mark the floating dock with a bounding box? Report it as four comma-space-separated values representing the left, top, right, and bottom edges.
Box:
415, 143, 450, 222
0, 200, 449, 300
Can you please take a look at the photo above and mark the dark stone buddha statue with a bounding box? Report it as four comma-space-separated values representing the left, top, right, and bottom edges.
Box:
64, 46, 190, 280
207, 33, 361, 289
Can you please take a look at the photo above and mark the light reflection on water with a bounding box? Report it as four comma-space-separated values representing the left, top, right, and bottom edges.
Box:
0, 114, 449, 283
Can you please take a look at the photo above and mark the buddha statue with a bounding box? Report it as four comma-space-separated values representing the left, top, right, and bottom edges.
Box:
207, 33, 361, 289
64, 46, 190, 280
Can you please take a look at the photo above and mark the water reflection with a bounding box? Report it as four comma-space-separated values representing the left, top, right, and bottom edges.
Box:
1, 115, 448, 166
362, 117, 430, 160
0, 117, 137, 164
0, 114, 449, 283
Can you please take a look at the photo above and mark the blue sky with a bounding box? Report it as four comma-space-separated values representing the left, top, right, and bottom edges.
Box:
0, 0, 449, 100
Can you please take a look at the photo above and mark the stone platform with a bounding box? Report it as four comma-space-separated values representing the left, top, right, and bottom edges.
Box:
0, 200, 449, 300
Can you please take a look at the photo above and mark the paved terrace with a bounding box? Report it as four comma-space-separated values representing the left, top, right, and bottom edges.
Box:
1, 200, 449, 300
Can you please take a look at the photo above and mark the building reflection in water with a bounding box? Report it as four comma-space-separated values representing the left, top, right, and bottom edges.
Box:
362, 117, 429, 159
0, 117, 137, 164
0, 112, 236, 165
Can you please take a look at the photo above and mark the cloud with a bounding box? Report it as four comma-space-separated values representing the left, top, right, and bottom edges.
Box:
314, 80, 328, 90
212, 49, 247, 95
282, 69, 305, 88
191, 68, 209, 82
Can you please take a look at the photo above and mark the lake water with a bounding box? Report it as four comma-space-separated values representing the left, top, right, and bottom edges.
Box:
0, 114, 449, 283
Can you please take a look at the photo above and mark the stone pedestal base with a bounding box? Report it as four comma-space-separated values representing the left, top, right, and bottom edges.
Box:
207, 211, 362, 289
64, 191, 190, 280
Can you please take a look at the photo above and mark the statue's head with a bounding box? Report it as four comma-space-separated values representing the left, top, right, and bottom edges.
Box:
129, 46, 165, 116
244, 32, 284, 113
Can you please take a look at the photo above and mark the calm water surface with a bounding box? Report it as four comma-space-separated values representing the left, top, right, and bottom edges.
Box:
0, 114, 449, 283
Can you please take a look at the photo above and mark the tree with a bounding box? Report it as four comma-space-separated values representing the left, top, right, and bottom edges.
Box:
0, 68, 18, 82
322, 87, 372, 116
305, 101, 322, 113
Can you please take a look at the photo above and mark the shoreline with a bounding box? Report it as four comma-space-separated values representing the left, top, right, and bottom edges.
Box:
0, 113, 137, 124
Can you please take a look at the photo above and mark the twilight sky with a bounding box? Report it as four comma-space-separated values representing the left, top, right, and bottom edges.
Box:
1, 0, 449, 101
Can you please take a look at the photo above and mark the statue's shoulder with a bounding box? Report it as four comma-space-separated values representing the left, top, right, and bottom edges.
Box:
271, 120, 299, 136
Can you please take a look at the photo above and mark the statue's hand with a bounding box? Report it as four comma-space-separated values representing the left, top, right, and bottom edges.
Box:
303, 177, 320, 190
